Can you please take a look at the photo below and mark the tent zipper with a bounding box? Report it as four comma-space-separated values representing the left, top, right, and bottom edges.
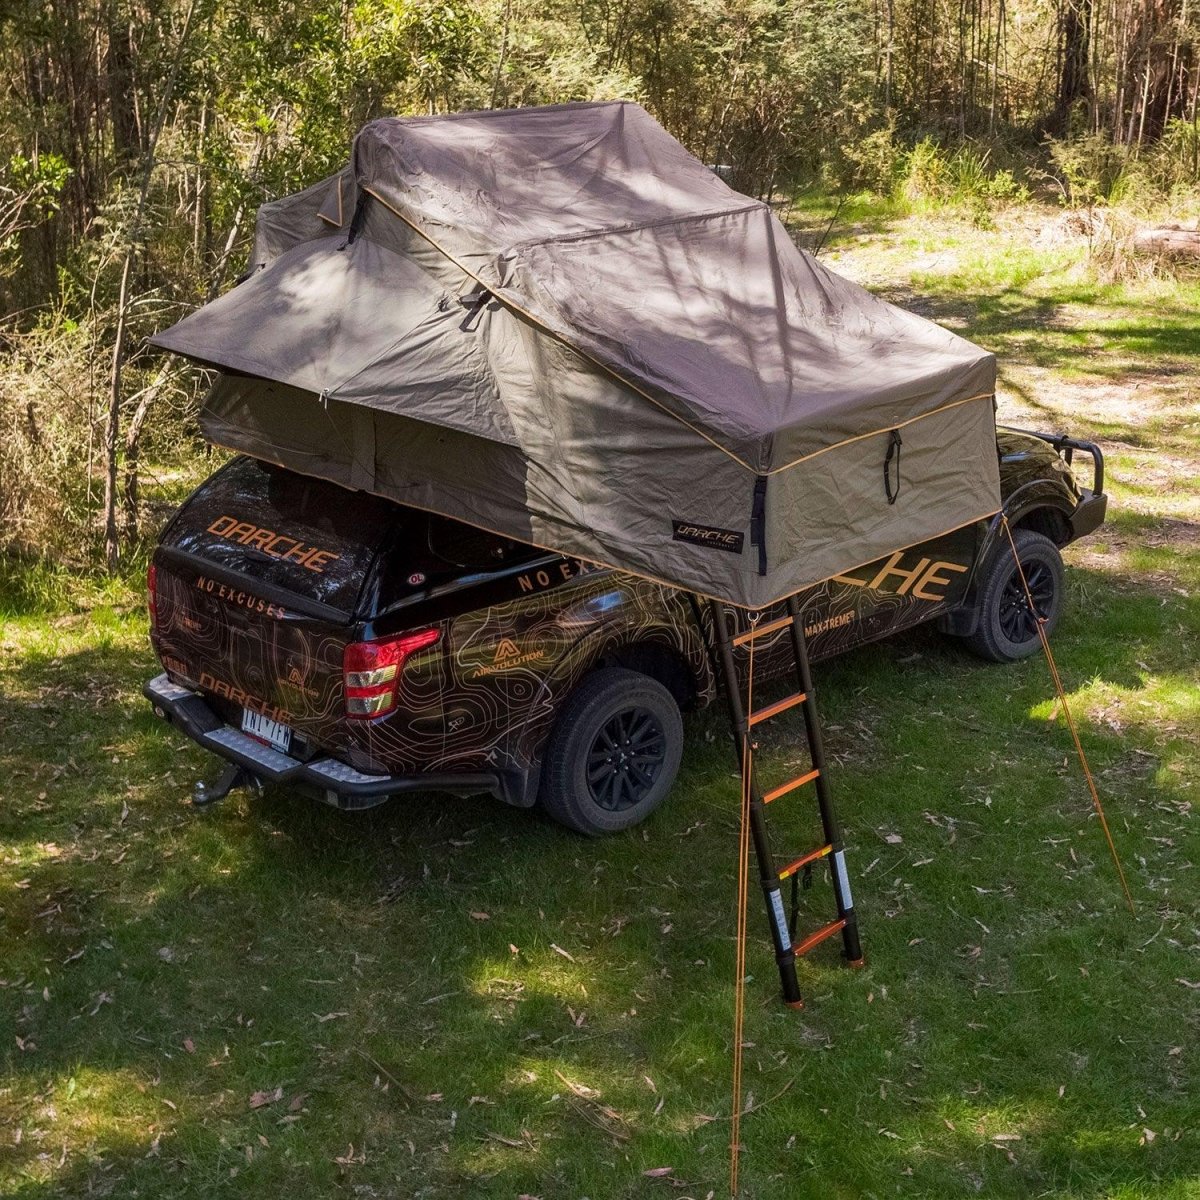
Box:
750, 475, 768, 576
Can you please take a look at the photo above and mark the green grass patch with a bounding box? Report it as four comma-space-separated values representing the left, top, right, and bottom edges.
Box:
3, 207, 1199, 1198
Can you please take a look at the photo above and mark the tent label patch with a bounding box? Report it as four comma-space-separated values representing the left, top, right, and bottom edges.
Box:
671, 521, 744, 554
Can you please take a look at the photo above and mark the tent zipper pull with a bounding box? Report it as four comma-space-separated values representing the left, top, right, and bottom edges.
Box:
338, 192, 370, 250
457, 288, 492, 331
884, 429, 903, 505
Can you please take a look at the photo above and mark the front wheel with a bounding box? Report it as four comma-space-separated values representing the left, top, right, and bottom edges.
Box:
961, 528, 1064, 662
538, 667, 683, 835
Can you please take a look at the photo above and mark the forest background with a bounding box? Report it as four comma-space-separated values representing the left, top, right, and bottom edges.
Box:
0, 0, 1197, 581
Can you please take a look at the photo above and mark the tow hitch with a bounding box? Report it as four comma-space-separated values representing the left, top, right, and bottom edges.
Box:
192, 763, 263, 808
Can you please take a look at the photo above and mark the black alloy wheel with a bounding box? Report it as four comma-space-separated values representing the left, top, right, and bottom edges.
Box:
538, 667, 684, 835
997, 556, 1056, 645
586, 705, 668, 812
961, 527, 1065, 662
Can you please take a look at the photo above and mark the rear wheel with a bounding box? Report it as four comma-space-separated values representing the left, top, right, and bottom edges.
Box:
962, 528, 1064, 662
538, 667, 683, 835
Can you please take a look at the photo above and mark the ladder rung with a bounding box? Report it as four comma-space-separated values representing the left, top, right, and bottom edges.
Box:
732, 615, 794, 647
763, 767, 820, 805
748, 691, 806, 727
793, 918, 847, 958
778, 843, 833, 880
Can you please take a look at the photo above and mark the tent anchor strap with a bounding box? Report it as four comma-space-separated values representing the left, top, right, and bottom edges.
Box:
707, 594, 864, 1012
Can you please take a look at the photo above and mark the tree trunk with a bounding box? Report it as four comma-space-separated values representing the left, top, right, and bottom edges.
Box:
1123, 0, 1188, 141
103, 0, 197, 572
121, 365, 171, 544
1052, 0, 1093, 132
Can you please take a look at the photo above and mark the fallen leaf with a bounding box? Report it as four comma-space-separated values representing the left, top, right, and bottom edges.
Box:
643, 1166, 674, 1177
288, 1093, 308, 1112
550, 943, 576, 962
313, 1011, 349, 1022
470, 911, 490, 921
884, 833, 903, 844
183, 1038, 195, 1054
249, 1086, 283, 1109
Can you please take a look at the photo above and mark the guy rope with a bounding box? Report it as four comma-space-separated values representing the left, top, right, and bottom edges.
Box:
721, 518, 1135, 1195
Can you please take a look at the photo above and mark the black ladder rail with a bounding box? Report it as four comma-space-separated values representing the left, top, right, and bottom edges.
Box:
707, 595, 864, 1009
709, 600, 806, 1008
783, 593, 863, 966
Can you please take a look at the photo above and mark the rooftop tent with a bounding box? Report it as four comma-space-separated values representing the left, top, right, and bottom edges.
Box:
151, 101, 1001, 609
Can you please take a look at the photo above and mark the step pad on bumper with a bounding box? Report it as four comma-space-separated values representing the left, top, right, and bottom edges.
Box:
203, 727, 300, 776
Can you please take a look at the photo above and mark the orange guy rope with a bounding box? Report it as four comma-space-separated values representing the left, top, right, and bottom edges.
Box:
730, 612, 759, 1197
1000, 515, 1136, 915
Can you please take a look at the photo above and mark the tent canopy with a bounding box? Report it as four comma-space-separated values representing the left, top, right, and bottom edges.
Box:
152, 100, 1000, 608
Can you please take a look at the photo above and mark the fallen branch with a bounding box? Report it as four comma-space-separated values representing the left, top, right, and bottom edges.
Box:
1131, 225, 1200, 258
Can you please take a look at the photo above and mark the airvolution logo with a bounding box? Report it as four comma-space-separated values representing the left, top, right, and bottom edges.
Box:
470, 637, 546, 678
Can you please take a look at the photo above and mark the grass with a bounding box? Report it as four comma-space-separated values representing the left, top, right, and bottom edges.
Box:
3, 205, 1200, 1199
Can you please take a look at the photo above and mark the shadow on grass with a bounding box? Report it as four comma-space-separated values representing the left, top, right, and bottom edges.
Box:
891, 283, 1200, 375
1, 562, 1198, 1197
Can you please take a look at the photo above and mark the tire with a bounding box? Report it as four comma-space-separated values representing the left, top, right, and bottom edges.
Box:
537, 667, 684, 836
962, 528, 1065, 662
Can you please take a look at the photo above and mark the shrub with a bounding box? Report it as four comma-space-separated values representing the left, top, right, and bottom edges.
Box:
895, 137, 1029, 222
1043, 134, 1130, 206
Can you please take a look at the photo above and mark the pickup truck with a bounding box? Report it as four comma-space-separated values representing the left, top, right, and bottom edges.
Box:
145, 427, 1106, 834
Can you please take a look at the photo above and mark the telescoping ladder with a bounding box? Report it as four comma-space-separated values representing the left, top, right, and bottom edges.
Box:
708, 594, 863, 1008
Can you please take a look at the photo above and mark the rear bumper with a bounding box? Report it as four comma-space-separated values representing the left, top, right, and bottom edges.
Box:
143, 674, 501, 810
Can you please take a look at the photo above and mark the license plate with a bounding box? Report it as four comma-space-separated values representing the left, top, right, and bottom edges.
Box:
241, 708, 293, 754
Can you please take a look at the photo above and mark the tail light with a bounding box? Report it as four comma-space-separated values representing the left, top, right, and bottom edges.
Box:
147, 562, 158, 630
343, 628, 440, 719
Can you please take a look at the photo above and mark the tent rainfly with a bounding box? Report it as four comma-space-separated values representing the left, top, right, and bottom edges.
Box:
151, 101, 1001, 609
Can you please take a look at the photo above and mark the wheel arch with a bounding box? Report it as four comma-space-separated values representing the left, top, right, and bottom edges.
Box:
1011, 504, 1072, 546
940, 489, 1074, 636
595, 639, 699, 709
506, 618, 709, 800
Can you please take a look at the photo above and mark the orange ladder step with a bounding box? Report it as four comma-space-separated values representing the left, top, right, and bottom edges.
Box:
747, 691, 806, 727
732, 615, 794, 647
778, 843, 833, 880
793, 918, 847, 958
763, 767, 820, 805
